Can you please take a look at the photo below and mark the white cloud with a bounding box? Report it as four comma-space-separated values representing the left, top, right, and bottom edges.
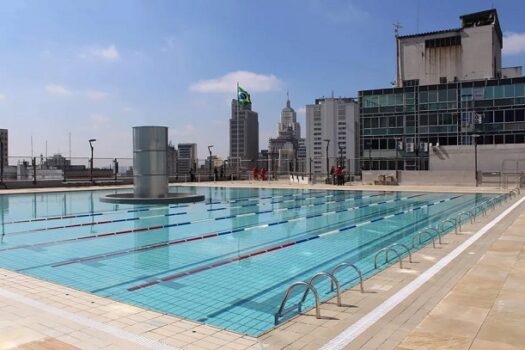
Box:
80, 44, 120, 62
169, 124, 196, 138
45, 84, 109, 101
45, 84, 73, 96
503, 32, 525, 55
84, 90, 109, 100
297, 107, 306, 115
190, 71, 282, 93
308, 0, 369, 24
89, 114, 111, 129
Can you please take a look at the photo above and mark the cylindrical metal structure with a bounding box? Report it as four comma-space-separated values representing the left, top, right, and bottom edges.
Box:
133, 126, 168, 198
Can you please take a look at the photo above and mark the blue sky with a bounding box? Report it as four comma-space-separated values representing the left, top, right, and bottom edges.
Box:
1, 0, 525, 159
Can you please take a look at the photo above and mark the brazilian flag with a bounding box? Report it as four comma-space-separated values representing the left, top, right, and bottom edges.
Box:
237, 86, 251, 106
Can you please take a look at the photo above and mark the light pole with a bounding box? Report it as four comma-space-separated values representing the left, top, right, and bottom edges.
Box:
324, 139, 330, 181
0, 139, 4, 186
207, 145, 214, 180
338, 142, 344, 167
472, 134, 480, 186
88, 139, 96, 183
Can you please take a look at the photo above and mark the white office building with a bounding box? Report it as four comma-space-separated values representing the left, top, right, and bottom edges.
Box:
306, 97, 359, 176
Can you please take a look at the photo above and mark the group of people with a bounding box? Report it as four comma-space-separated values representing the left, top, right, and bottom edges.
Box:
251, 167, 267, 181
330, 165, 346, 186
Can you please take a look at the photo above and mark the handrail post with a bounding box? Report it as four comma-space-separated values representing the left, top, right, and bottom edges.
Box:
385, 247, 404, 269
389, 243, 413, 263
302, 272, 341, 307
275, 281, 321, 325
417, 231, 436, 248
330, 263, 364, 293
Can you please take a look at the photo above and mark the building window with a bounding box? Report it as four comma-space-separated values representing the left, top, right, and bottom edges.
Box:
440, 77, 447, 84
425, 35, 461, 48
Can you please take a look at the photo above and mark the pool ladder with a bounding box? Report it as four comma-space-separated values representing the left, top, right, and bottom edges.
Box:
274, 263, 364, 325
275, 191, 516, 325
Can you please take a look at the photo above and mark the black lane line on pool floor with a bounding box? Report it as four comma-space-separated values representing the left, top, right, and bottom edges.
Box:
126, 195, 458, 292
2, 189, 335, 226
198, 195, 481, 327
2, 191, 339, 235
15, 192, 408, 273
2, 192, 391, 254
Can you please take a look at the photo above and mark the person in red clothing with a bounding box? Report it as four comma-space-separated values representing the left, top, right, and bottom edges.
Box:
260, 167, 267, 181
336, 166, 344, 185
252, 167, 258, 180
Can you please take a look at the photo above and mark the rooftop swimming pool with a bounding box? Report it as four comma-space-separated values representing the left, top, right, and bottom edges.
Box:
0, 187, 501, 336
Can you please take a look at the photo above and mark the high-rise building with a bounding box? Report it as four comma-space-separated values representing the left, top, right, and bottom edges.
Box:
229, 99, 259, 168
268, 97, 305, 173
176, 143, 197, 176
0, 129, 7, 167
360, 9, 525, 172
306, 97, 359, 176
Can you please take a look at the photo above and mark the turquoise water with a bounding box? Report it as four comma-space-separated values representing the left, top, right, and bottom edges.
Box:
0, 187, 499, 336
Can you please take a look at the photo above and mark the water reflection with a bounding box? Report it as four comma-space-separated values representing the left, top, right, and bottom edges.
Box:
134, 206, 169, 270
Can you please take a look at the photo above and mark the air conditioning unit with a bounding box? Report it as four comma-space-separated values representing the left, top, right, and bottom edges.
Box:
397, 141, 404, 151
406, 142, 415, 152
420, 142, 429, 152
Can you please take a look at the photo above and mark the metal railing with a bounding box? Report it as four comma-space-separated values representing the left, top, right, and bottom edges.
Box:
274, 281, 321, 324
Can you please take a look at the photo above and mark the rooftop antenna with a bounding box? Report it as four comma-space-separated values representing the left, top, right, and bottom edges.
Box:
393, 21, 403, 37
331, 90, 334, 98
416, 0, 420, 32
394, 21, 403, 87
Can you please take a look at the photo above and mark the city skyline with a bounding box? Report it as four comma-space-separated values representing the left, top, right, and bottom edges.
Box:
1, 0, 525, 159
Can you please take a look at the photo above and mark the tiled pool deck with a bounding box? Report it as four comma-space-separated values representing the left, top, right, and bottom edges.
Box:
0, 182, 523, 350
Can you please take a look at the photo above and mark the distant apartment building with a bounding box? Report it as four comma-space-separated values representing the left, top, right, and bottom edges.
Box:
268, 97, 305, 173
176, 143, 197, 177
45, 153, 71, 169
360, 9, 525, 172
229, 99, 259, 169
306, 97, 359, 176
0, 129, 7, 167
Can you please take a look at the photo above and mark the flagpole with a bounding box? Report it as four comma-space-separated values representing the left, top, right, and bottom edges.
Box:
236, 82, 239, 180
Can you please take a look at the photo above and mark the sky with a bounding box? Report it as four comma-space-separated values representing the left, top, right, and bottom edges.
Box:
1, 0, 525, 160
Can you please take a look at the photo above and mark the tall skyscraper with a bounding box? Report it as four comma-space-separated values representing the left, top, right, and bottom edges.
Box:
229, 99, 259, 168
0, 129, 7, 167
268, 97, 305, 172
306, 97, 359, 176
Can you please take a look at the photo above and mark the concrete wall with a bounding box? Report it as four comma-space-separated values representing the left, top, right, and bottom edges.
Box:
398, 23, 499, 86
361, 170, 476, 186
399, 170, 475, 186
429, 144, 525, 173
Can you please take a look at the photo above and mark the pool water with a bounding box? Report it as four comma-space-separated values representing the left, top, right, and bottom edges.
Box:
0, 187, 498, 336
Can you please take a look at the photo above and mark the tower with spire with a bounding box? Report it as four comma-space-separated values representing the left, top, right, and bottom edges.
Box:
268, 94, 306, 173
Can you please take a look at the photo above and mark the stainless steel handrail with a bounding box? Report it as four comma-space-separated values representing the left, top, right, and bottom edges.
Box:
457, 212, 473, 231
330, 263, 364, 293
423, 227, 443, 244
374, 247, 403, 269
301, 272, 341, 307
439, 218, 457, 234
412, 230, 436, 249
389, 243, 413, 263
275, 281, 321, 324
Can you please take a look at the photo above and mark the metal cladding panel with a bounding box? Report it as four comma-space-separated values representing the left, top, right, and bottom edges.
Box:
133, 126, 168, 198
